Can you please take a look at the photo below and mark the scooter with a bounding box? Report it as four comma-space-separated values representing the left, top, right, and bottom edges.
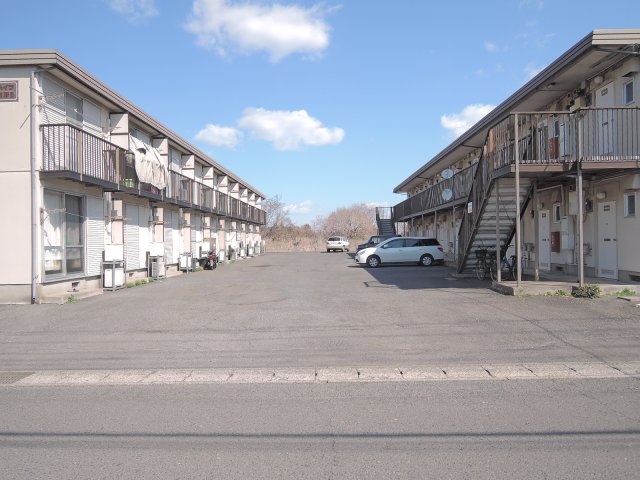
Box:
203, 250, 218, 270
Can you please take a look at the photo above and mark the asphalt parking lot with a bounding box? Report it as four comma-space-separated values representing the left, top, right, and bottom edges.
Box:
1, 252, 639, 371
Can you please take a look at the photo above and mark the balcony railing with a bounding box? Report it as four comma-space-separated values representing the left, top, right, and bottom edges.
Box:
393, 164, 477, 221
41, 124, 266, 225
394, 107, 640, 223
42, 123, 125, 186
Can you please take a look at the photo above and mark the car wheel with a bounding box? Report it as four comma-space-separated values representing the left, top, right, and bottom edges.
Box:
420, 254, 434, 267
367, 255, 380, 268
345, 248, 349, 252
327, 249, 331, 253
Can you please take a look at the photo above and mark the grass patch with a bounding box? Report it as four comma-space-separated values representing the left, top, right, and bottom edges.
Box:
66, 295, 77, 304
610, 287, 636, 297
572, 284, 601, 299
127, 278, 151, 288
545, 289, 569, 297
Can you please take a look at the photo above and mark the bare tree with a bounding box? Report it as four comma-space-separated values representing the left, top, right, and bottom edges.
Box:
264, 194, 292, 231
318, 203, 376, 241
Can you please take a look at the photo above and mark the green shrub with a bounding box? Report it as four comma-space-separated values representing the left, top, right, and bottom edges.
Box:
67, 295, 77, 304
612, 288, 636, 297
572, 284, 600, 298
126, 282, 135, 288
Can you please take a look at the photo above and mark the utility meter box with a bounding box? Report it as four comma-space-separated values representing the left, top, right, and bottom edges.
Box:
560, 216, 575, 250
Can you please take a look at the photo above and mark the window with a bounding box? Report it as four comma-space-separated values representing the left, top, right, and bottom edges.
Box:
553, 203, 561, 223
417, 238, 440, 246
384, 239, 404, 249
64, 92, 83, 127
623, 79, 634, 105
624, 192, 636, 217
43, 191, 84, 278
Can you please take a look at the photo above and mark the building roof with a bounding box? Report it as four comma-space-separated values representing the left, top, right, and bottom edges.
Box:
393, 29, 640, 194
0, 49, 266, 199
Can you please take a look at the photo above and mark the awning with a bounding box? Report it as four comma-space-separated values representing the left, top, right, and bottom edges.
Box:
129, 136, 169, 190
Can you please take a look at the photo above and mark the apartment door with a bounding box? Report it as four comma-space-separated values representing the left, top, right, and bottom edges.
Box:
538, 210, 551, 271
598, 201, 618, 279
595, 82, 616, 157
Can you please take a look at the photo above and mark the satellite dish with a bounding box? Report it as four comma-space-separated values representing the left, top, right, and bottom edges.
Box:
441, 188, 453, 202
441, 168, 454, 179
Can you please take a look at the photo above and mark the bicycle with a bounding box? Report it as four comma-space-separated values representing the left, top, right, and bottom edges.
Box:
474, 249, 493, 280
490, 251, 517, 282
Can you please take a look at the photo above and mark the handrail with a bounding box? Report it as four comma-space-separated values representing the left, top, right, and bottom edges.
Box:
41, 123, 267, 225
393, 164, 477, 221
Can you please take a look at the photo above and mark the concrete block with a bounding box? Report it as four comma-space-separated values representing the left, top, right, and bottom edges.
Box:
483, 364, 537, 379
356, 367, 402, 381
400, 367, 447, 380
315, 367, 359, 383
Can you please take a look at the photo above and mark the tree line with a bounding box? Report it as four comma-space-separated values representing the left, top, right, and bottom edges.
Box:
263, 195, 378, 252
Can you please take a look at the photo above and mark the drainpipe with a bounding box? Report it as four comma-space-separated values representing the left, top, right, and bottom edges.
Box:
30, 66, 54, 303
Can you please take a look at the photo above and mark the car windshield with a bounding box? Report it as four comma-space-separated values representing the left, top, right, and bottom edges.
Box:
328, 237, 341, 241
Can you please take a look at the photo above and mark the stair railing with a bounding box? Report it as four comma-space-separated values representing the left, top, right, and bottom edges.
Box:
456, 115, 516, 271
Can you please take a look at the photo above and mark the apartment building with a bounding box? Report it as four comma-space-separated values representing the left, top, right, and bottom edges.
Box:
0, 50, 266, 304
392, 30, 640, 283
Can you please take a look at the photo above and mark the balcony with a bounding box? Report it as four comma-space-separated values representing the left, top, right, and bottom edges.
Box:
481, 107, 640, 175
41, 123, 266, 225
393, 164, 477, 221
393, 107, 640, 222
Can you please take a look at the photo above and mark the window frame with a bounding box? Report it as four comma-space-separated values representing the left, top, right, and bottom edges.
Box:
624, 191, 636, 218
64, 91, 83, 127
623, 78, 635, 105
42, 190, 86, 282
553, 203, 561, 223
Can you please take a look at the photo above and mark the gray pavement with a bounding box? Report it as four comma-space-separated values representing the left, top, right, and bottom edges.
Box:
1, 380, 639, 479
1, 252, 639, 370
2, 252, 640, 478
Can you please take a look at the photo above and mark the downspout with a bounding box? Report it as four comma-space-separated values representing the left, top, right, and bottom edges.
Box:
30, 69, 37, 304
30, 66, 53, 304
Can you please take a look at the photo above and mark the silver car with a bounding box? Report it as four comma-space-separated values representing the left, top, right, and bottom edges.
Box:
326, 236, 350, 252
355, 237, 444, 267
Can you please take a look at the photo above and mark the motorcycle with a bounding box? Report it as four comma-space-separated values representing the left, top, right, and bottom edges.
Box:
203, 250, 218, 270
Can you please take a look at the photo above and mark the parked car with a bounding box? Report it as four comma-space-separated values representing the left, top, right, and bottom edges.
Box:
326, 236, 350, 252
356, 234, 400, 252
355, 237, 444, 267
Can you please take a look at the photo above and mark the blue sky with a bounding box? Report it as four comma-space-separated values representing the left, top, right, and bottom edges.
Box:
2, 0, 639, 224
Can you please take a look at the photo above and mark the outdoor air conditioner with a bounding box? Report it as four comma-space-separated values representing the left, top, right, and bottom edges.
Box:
150, 257, 166, 279
104, 266, 125, 288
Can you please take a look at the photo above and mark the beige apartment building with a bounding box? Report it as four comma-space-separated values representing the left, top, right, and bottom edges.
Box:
392, 30, 640, 283
0, 50, 266, 304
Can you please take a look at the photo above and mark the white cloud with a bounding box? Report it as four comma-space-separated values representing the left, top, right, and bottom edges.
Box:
519, 0, 544, 8
365, 202, 389, 209
195, 123, 243, 149
109, 0, 158, 22
441, 104, 496, 138
284, 200, 313, 215
238, 108, 345, 150
524, 62, 546, 79
484, 41, 508, 53
185, 0, 333, 62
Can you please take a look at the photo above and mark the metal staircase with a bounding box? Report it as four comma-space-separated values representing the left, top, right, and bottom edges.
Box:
456, 116, 534, 275
375, 208, 396, 235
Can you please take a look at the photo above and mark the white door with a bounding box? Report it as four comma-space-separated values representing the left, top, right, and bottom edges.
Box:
595, 82, 616, 157
538, 210, 551, 272
598, 201, 618, 279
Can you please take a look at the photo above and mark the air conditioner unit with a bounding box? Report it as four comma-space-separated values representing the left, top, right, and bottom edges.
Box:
150, 257, 166, 279
104, 266, 124, 288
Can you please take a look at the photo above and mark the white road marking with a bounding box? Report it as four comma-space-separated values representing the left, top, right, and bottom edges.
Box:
5, 361, 639, 386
